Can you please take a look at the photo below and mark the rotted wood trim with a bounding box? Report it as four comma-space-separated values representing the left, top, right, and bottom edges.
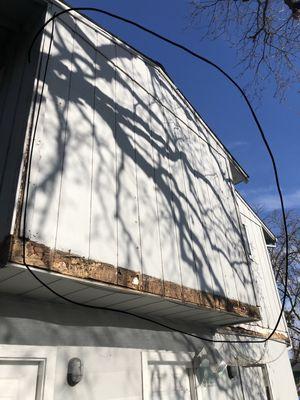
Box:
117, 267, 140, 289
2, 235, 261, 321
163, 280, 181, 300
219, 326, 289, 344
142, 274, 164, 296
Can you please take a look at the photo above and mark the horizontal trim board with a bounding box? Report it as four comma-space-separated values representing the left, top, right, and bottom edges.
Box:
218, 326, 289, 344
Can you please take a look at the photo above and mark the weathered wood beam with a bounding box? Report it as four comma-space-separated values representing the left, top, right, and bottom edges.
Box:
1, 235, 261, 321
219, 326, 289, 344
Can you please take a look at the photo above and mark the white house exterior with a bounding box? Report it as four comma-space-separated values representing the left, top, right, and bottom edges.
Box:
0, 0, 297, 398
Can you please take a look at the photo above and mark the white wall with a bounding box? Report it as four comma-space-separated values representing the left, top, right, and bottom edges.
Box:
20, 1, 256, 305
267, 341, 298, 400
237, 193, 286, 332
0, 294, 296, 400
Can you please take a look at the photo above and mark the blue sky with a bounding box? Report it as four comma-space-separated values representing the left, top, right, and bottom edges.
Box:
68, 0, 300, 214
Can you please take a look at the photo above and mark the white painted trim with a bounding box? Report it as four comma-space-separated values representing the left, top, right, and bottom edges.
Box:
0, 345, 57, 400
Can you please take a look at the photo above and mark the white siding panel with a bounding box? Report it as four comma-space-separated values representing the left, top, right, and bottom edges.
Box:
24, 13, 260, 306
237, 195, 287, 332
89, 36, 117, 265
132, 57, 163, 279
148, 100, 182, 286
183, 130, 216, 295
153, 70, 175, 112
28, 17, 76, 247
224, 161, 257, 305
172, 121, 202, 293
166, 119, 197, 292
255, 224, 281, 328
196, 140, 227, 298
24, 25, 49, 239
209, 151, 237, 301
157, 85, 198, 291
247, 220, 271, 326
245, 210, 269, 322
115, 47, 141, 271
213, 155, 241, 301
267, 343, 298, 400
96, 30, 117, 62
55, 22, 95, 256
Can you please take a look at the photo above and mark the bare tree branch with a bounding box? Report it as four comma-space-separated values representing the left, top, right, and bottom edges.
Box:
188, 0, 300, 99
264, 209, 300, 365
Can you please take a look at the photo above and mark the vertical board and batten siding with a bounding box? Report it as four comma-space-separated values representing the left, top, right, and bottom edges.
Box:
236, 194, 286, 332
23, 6, 256, 305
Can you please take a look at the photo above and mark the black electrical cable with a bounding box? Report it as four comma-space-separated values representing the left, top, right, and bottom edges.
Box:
24, 6, 289, 344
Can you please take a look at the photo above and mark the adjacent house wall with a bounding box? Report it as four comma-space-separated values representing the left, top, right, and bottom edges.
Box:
236, 193, 287, 333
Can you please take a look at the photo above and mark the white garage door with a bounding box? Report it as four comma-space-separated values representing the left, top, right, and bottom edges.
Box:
0, 361, 40, 400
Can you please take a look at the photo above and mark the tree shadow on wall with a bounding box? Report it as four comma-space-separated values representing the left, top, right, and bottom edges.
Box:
26, 13, 255, 313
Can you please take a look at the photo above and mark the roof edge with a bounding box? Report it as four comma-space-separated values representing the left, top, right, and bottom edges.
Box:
49, 0, 249, 185
236, 191, 277, 245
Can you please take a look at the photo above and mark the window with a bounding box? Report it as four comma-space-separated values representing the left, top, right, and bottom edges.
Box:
241, 224, 252, 258
142, 351, 197, 400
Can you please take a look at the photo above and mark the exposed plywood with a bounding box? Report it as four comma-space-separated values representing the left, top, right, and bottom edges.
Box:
218, 326, 289, 344
4, 235, 260, 323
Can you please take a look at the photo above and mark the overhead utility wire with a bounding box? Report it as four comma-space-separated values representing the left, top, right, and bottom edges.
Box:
25, 6, 289, 345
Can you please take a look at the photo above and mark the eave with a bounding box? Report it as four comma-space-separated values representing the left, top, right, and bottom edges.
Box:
0, 235, 261, 328
236, 191, 277, 245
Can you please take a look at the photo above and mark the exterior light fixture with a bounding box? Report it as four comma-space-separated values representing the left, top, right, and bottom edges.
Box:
193, 346, 227, 375
193, 346, 227, 387
67, 357, 83, 386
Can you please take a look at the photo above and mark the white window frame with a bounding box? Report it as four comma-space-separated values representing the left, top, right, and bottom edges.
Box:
141, 350, 198, 400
